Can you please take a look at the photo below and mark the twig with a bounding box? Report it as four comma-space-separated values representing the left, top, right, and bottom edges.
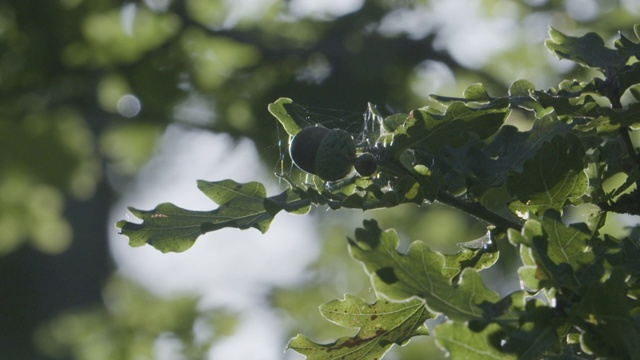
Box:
436, 190, 524, 232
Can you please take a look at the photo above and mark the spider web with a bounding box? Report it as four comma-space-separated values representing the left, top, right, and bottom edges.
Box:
274, 101, 385, 179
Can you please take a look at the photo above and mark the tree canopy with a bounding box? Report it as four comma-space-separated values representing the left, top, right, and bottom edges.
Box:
2, 0, 640, 359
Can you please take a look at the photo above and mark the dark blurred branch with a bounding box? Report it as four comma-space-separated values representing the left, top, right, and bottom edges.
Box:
169, 0, 511, 93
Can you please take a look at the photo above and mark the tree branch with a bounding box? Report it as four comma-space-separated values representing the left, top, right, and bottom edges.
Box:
435, 190, 524, 232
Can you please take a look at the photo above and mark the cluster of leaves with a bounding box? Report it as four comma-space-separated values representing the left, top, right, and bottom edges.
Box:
35, 276, 236, 359
118, 26, 640, 359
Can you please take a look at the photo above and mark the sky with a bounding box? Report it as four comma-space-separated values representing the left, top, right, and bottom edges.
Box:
109, 125, 319, 359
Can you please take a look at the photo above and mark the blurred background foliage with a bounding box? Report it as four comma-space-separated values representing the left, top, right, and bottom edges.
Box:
1, 0, 638, 358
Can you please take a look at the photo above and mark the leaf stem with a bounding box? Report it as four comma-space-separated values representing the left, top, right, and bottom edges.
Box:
435, 191, 523, 232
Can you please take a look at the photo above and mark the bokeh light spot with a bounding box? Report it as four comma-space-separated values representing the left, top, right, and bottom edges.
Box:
117, 94, 142, 118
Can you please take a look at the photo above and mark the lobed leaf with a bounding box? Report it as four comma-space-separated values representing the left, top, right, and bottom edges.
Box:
287, 295, 432, 359
463, 83, 492, 102
508, 79, 535, 97
545, 28, 624, 74
507, 135, 588, 213
299, 175, 432, 211
389, 101, 508, 154
513, 210, 597, 291
348, 219, 500, 321
117, 179, 311, 252
440, 232, 499, 280
533, 211, 596, 273
500, 308, 562, 359
117, 176, 436, 253
435, 322, 516, 360
615, 32, 640, 58
545, 28, 640, 104
117, 204, 223, 253
533, 90, 600, 121
437, 292, 564, 359
467, 116, 574, 191
572, 268, 640, 359
605, 235, 640, 279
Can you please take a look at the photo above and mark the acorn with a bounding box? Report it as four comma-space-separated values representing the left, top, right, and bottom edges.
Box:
354, 153, 378, 177
289, 127, 357, 181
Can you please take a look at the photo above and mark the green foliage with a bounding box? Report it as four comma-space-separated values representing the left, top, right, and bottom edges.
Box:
349, 220, 500, 320
0, 108, 100, 253
118, 26, 640, 359
118, 179, 311, 252
506, 135, 588, 212
434, 322, 516, 360
35, 276, 233, 359
288, 295, 431, 359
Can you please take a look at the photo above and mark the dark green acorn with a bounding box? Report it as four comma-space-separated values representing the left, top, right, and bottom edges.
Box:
289, 127, 356, 181
354, 153, 377, 177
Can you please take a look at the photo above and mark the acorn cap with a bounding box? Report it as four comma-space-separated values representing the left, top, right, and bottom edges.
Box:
314, 129, 356, 181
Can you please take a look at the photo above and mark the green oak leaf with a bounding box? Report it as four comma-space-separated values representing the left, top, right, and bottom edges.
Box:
475, 290, 528, 326
615, 31, 640, 58
508, 79, 535, 97
382, 113, 408, 133
287, 295, 432, 359
545, 28, 640, 103
297, 176, 428, 211
605, 235, 640, 279
500, 305, 562, 359
389, 101, 508, 153
348, 219, 500, 321
507, 134, 588, 212
506, 79, 547, 113
537, 91, 640, 134
117, 179, 311, 253
572, 268, 640, 359
437, 293, 562, 359
545, 28, 624, 74
430, 83, 510, 108
467, 115, 574, 190
117, 176, 435, 254
435, 322, 516, 360
533, 90, 600, 121
463, 83, 492, 102
516, 210, 597, 290
608, 102, 640, 129
536, 210, 596, 269
441, 232, 499, 280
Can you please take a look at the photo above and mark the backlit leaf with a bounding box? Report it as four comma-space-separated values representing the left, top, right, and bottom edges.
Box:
117, 179, 311, 252
389, 101, 508, 153
435, 322, 516, 360
507, 135, 588, 212
516, 210, 597, 290
348, 219, 500, 320
463, 83, 492, 102
287, 295, 431, 359
545, 28, 624, 73
508, 79, 535, 97
467, 116, 574, 190
572, 268, 640, 359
